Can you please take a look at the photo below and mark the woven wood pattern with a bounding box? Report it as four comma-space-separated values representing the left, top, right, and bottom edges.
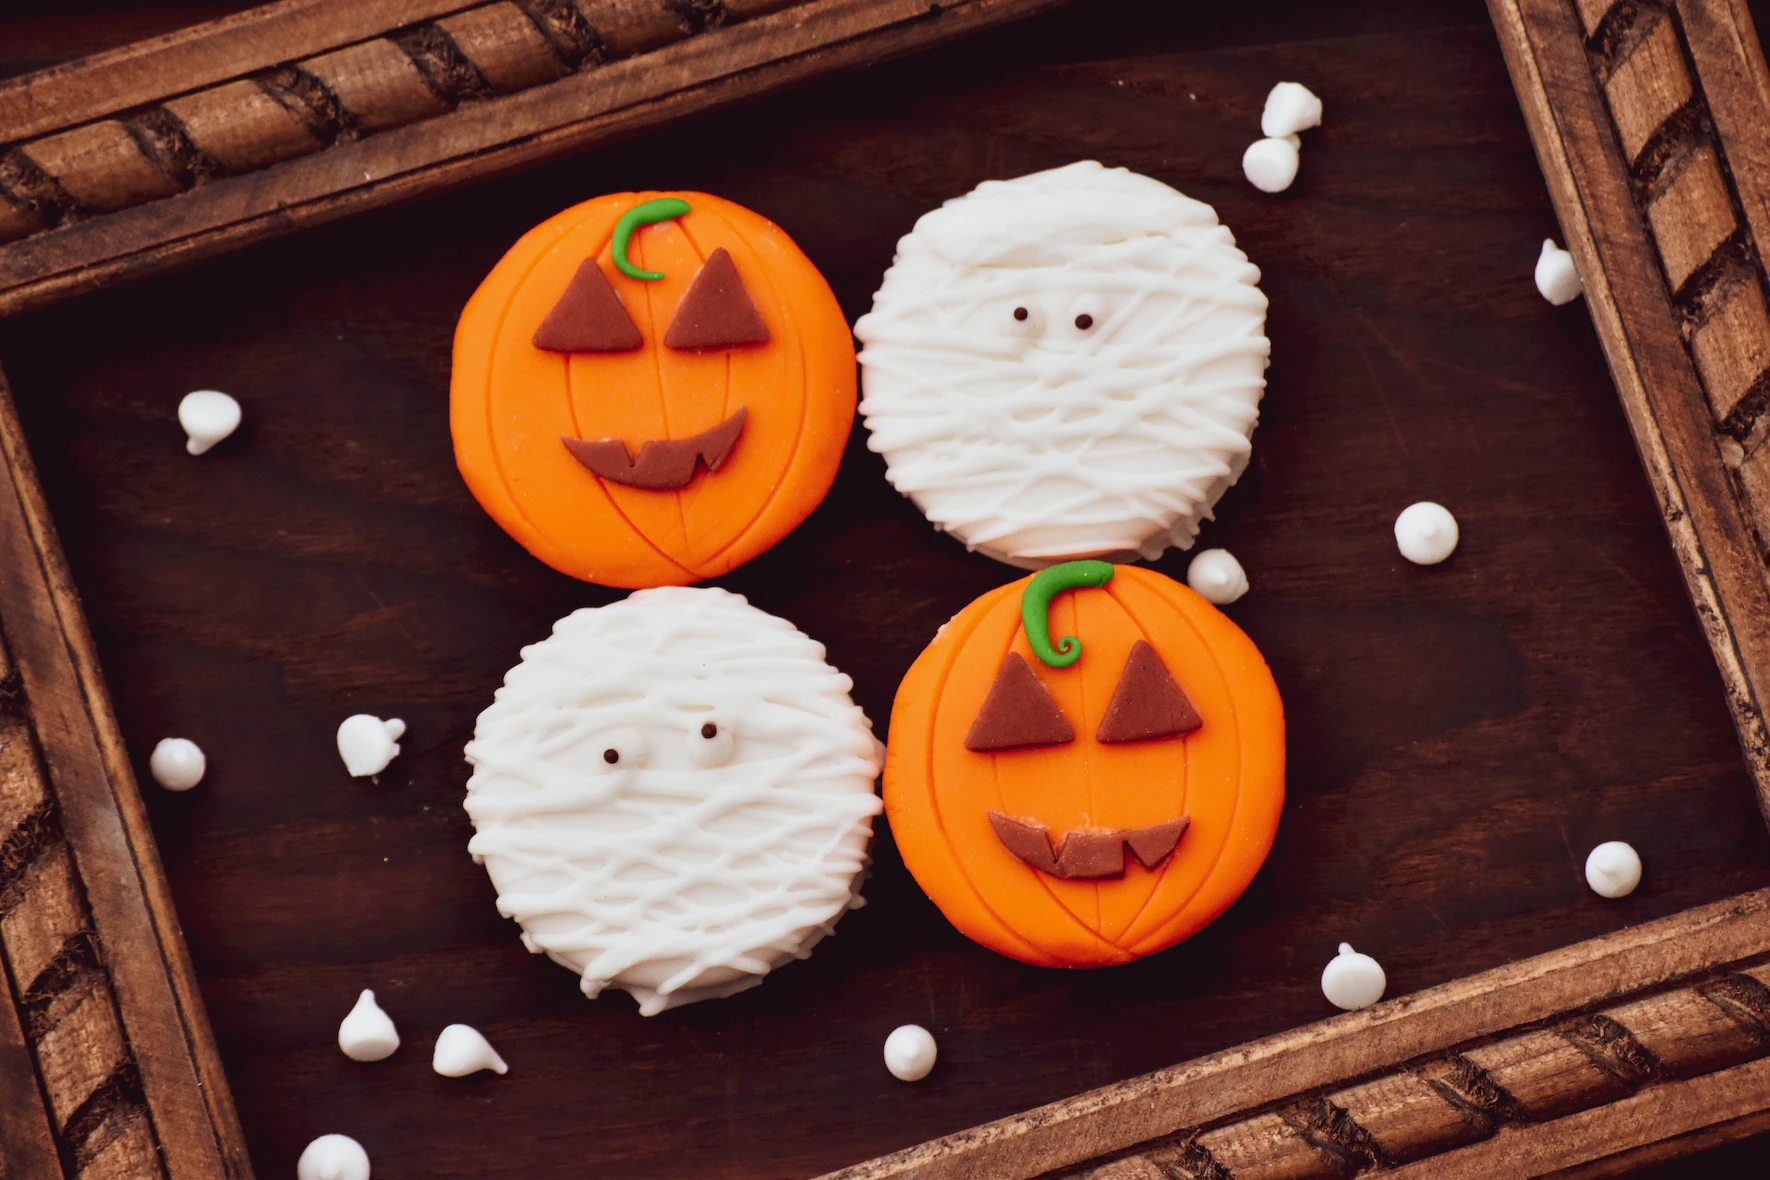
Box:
821, 893, 1770, 1180
1060, 957, 1770, 1179
0, 366, 248, 1178
0, 0, 789, 242
0, 637, 164, 1178
1585, 3, 1770, 494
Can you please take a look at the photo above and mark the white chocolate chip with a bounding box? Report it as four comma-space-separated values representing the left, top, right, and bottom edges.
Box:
297, 1134, 370, 1180
337, 715, 405, 778
1242, 137, 1301, 193
1321, 943, 1386, 1010
148, 738, 206, 792
1186, 549, 1249, 605
337, 989, 399, 1063
1261, 81, 1323, 138
883, 1024, 938, 1082
432, 1023, 508, 1077
1535, 239, 1584, 306
1585, 841, 1642, 898
1394, 502, 1459, 565
177, 390, 241, 456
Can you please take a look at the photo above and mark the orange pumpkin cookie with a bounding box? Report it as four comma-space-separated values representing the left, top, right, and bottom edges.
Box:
452, 192, 856, 588
883, 561, 1284, 968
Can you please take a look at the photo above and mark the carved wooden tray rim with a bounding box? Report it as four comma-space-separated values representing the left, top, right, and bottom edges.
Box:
2, 0, 1770, 1176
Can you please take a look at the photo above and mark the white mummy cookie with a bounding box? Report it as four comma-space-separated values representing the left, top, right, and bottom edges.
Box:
856, 161, 1270, 568
463, 587, 882, 1015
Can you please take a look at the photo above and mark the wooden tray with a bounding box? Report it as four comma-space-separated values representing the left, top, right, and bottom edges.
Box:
3, 1, 1770, 1177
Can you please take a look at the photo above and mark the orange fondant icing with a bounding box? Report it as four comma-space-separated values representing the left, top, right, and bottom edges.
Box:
883, 565, 1285, 968
452, 191, 855, 588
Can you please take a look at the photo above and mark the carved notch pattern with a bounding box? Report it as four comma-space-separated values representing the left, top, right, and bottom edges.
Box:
1042, 953, 1770, 1179
1579, 0, 1770, 552
0, 0, 784, 247
0, 634, 165, 1178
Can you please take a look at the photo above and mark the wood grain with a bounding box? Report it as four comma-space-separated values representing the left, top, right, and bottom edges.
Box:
0, 1, 484, 145
0, 0, 1075, 317
1484, 0, 1770, 840
3, 0, 1770, 1176
3, 3, 1768, 1175
819, 892, 1770, 1180
0, 358, 249, 1177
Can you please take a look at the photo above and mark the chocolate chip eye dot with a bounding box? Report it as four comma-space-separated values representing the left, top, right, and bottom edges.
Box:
1074, 313, 1094, 330
602, 748, 620, 764
1013, 306, 1029, 322
701, 722, 718, 739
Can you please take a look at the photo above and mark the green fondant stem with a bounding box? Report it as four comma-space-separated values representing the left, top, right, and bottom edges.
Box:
1022, 561, 1115, 668
612, 197, 691, 281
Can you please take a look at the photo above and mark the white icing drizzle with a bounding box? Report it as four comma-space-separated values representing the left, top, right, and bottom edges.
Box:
856, 161, 1270, 568
463, 587, 883, 1016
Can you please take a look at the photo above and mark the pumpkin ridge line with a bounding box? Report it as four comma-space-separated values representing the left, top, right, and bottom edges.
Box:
537, 211, 691, 579
1092, 584, 1159, 950
566, 215, 694, 573
686, 207, 818, 576
1127, 576, 1243, 952
1113, 574, 1239, 952
989, 595, 1120, 954
663, 212, 726, 555
1069, 588, 1103, 935
633, 222, 690, 547
920, 584, 1058, 965
1126, 576, 1262, 955
688, 209, 807, 573
1100, 576, 1181, 949
481, 210, 597, 555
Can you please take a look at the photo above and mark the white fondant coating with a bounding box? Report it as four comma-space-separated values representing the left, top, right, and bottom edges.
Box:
178, 390, 241, 456
297, 1134, 370, 1180
883, 1024, 938, 1082
337, 989, 399, 1062
464, 587, 883, 1015
1321, 943, 1386, 1010
1186, 548, 1249, 604
856, 161, 1270, 568
1394, 502, 1459, 565
1261, 82, 1324, 138
1535, 239, 1584, 306
1585, 841, 1642, 899
1243, 138, 1301, 193
432, 1023, 507, 1076
338, 715, 404, 777
149, 738, 206, 792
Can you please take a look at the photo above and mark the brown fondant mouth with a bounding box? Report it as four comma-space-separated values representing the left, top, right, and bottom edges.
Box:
987, 811, 1190, 880
561, 406, 747, 490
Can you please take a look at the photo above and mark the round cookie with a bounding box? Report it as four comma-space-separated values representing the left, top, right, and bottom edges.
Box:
883, 562, 1284, 968
855, 161, 1270, 568
463, 587, 883, 1014
452, 192, 856, 589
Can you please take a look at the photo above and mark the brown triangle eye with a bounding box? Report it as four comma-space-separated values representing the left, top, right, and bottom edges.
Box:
665, 247, 772, 350
1096, 641, 1202, 743
533, 259, 643, 352
965, 653, 1074, 751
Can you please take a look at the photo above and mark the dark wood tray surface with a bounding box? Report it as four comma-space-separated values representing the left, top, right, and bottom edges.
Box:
5, 1, 1770, 1176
